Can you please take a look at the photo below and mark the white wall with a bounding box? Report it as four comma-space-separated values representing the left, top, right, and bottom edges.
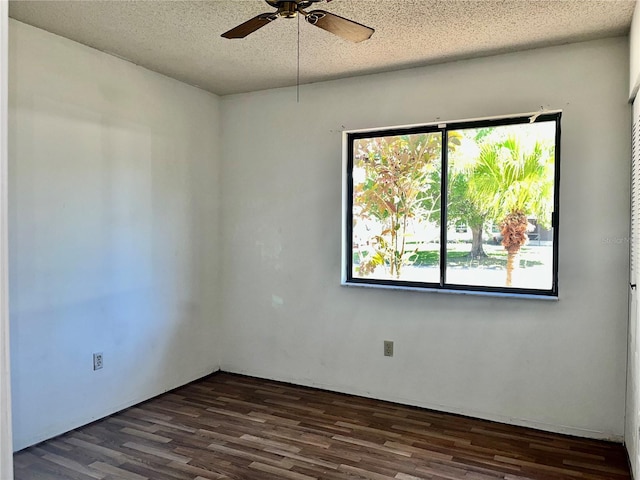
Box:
0, 2, 13, 478
220, 37, 630, 440
631, 0, 640, 100
9, 20, 222, 450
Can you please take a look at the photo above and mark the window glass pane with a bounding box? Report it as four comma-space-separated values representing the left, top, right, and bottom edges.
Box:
352, 132, 442, 283
445, 122, 556, 290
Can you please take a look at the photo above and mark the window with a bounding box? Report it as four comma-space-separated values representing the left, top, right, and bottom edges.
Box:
344, 113, 560, 297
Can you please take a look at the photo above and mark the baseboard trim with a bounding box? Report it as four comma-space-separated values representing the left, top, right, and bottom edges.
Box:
626, 443, 636, 480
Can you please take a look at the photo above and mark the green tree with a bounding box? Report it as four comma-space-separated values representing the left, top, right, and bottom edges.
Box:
447, 128, 492, 259
447, 171, 488, 258
468, 136, 554, 286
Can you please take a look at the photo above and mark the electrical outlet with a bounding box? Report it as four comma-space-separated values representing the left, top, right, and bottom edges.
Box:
383, 340, 394, 357
93, 352, 103, 371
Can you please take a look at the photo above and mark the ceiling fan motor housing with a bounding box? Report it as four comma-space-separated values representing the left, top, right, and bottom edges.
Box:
266, 0, 325, 16
278, 2, 298, 18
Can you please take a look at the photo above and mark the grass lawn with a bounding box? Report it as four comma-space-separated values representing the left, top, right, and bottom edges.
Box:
355, 243, 545, 269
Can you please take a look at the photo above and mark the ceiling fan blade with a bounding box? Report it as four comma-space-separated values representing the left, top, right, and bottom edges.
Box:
305, 10, 374, 43
222, 13, 279, 39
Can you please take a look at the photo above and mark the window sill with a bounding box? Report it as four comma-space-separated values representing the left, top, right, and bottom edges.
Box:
341, 280, 559, 301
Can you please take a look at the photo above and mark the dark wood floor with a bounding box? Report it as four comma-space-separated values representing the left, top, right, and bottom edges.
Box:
14, 372, 631, 480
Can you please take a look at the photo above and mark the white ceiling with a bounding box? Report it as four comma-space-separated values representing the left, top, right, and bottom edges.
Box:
8, 0, 637, 96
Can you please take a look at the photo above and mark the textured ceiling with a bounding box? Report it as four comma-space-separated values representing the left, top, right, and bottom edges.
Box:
8, 0, 637, 96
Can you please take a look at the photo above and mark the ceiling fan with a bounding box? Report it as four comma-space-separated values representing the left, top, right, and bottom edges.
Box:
221, 0, 374, 43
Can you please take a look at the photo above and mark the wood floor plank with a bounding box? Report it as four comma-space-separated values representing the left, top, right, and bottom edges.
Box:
14, 372, 631, 480
88, 461, 149, 480
40, 453, 106, 479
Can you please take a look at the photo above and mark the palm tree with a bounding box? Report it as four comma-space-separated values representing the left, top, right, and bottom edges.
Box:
469, 136, 554, 286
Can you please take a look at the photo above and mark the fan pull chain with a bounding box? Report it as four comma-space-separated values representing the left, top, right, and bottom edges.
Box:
297, 13, 300, 103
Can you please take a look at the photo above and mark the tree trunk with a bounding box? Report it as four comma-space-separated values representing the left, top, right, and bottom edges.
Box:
501, 211, 528, 287
469, 224, 487, 259
505, 251, 517, 286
